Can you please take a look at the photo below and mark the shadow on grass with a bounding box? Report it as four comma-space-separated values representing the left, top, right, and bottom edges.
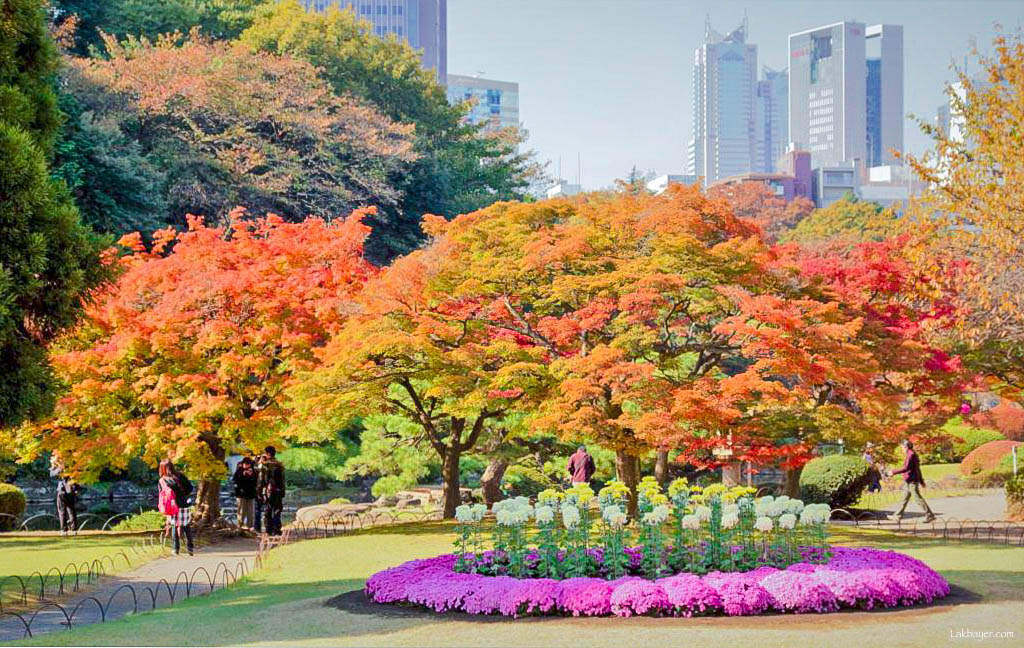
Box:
349, 521, 454, 537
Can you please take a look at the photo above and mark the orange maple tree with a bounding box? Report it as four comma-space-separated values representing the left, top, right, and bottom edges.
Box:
12, 209, 375, 521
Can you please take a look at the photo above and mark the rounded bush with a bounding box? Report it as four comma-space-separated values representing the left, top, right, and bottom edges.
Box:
1006, 475, 1024, 521
949, 420, 1004, 461
110, 510, 166, 532
799, 455, 871, 509
0, 483, 27, 531
961, 440, 1022, 478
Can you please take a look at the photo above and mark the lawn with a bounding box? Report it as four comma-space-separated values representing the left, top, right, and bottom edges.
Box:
11, 521, 1024, 648
0, 534, 163, 604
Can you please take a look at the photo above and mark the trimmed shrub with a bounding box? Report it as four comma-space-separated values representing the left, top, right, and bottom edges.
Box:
987, 401, 1024, 441
920, 418, 1004, 463
110, 510, 166, 532
799, 455, 871, 509
961, 440, 1022, 480
0, 483, 27, 531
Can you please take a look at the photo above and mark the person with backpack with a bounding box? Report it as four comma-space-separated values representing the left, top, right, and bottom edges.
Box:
50, 456, 81, 537
158, 459, 195, 555
257, 446, 286, 536
232, 455, 259, 530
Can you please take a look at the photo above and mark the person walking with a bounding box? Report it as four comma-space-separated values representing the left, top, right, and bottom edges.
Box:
232, 455, 258, 530
257, 446, 286, 536
863, 443, 882, 493
158, 459, 195, 555
567, 446, 596, 486
891, 440, 936, 523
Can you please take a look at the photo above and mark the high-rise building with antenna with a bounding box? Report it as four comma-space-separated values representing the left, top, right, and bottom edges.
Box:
685, 16, 759, 185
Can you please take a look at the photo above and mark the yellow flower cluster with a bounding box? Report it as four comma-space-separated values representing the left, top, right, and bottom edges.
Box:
537, 488, 564, 504
598, 479, 630, 503
667, 477, 689, 498
637, 476, 668, 506
565, 482, 595, 504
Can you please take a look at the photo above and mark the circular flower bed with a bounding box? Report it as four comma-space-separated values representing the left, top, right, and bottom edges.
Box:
365, 547, 949, 617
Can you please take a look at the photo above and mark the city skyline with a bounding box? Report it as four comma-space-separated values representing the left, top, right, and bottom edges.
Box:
449, 0, 1020, 190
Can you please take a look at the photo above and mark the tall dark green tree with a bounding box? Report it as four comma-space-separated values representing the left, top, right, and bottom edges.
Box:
0, 0, 109, 427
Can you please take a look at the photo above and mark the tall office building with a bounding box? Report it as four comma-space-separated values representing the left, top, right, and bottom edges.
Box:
756, 67, 788, 173
788, 21, 903, 168
446, 75, 520, 133
686, 18, 759, 185
301, 0, 447, 83
865, 25, 903, 167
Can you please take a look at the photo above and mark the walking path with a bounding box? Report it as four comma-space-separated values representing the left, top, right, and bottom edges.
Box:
880, 490, 1008, 521
0, 537, 258, 641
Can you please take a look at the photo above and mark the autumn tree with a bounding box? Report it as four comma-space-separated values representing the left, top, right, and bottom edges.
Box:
781, 195, 900, 248
65, 34, 417, 258
240, 1, 546, 261
708, 180, 814, 242
290, 239, 552, 518
0, 0, 109, 427
902, 31, 1024, 407
9, 211, 375, 522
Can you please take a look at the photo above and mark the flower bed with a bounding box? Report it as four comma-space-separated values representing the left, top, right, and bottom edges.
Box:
365, 547, 949, 617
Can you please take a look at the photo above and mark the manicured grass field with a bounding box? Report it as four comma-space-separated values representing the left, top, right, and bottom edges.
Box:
0, 534, 163, 598
11, 521, 1024, 648
920, 463, 963, 482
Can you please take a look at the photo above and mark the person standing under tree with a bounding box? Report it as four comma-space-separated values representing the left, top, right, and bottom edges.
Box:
890, 440, 936, 523
257, 446, 286, 536
50, 455, 80, 536
158, 459, 195, 555
567, 446, 596, 486
232, 455, 258, 530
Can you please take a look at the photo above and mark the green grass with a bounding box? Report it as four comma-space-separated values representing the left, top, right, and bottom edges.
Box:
921, 462, 963, 482
10, 521, 1024, 648
0, 534, 163, 604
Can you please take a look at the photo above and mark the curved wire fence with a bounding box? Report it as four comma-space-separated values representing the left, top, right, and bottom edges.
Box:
830, 507, 1024, 545
0, 557, 251, 639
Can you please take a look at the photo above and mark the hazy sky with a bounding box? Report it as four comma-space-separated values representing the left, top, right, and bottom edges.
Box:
448, 0, 1023, 189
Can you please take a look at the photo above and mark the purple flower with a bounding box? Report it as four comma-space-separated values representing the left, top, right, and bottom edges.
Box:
609, 580, 670, 617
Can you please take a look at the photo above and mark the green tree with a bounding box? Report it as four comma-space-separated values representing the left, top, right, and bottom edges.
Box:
781, 195, 900, 247
51, 0, 271, 55
240, 1, 545, 261
0, 0, 109, 427
51, 79, 167, 236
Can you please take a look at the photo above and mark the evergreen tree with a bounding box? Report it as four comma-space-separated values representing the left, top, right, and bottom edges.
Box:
0, 0, 108, 426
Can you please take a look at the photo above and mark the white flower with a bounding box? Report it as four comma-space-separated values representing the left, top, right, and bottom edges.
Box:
643, 504, 670, 526
754, 516, 774, 533
455, 504, 474, 523
775, 495, 790, 504
607, 511, 627, 528
681, 514, 701, 530
694, 505, 712, 523
721, 513, 739, 529
534, 504, 555, 524
754, 496, 774, 516
778, 513, 797, 530
602, 504, 623, 522
723, 504, 740, 517
786, 499, 805, 515
471, 503, 487, 521
799, 503, 831, 525
561, 504, 581, 529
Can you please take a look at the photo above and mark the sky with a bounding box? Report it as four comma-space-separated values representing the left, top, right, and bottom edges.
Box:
448, 0, 1024, 190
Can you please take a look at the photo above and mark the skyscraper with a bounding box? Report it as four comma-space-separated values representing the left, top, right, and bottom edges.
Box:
446, 75, 520, 133
301, 0, 447, 83
686, 18, 758, 185
756, 67, 788, 173
865, 24, 903, 167
788, 21, 903, 169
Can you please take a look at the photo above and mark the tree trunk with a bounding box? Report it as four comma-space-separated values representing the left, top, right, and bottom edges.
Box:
615, 450, 640, 517
441, 446, 462, 519
782, 466, 803, 498
194, 479, 221, 525
480, 458, 508, 508
654, 449, 670, 488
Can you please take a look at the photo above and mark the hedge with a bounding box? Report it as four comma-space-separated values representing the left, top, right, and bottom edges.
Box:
0, 483, 27, 531
961, 440, 1022, 480
799, 455, 871, 509
1007, 475, 1024, 521
110, 510, 166, 532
